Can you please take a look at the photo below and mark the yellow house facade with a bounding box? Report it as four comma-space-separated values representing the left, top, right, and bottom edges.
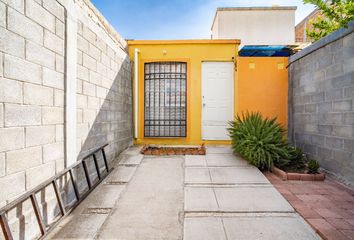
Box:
128, 40, 240, 145
128, 40, 289, 146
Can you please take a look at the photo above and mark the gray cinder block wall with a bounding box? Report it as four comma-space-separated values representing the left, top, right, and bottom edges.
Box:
288, 22, 354, 187
0, 0, 66, 205
0, 0, 132, 238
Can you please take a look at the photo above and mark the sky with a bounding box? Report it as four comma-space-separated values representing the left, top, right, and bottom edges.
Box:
91, 0, 316, 40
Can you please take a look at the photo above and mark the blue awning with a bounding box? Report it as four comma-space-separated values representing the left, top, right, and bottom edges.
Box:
239, 45, 292, 57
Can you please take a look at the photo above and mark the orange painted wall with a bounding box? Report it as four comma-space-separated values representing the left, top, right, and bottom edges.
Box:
237, 57, 288, 127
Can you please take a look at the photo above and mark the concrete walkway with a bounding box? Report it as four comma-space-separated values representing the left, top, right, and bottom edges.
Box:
46, 146, 320, 240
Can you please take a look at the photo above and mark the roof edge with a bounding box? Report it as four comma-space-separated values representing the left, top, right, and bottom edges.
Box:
127, 39, 241, 45
217, 6, 297, 11
211, 10, 218, 31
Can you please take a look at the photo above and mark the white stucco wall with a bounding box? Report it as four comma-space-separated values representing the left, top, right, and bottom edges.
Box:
211, 7, 296, 46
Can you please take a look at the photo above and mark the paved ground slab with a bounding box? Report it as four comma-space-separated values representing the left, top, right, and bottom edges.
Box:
184, 217, 227, 240
185, 168, 211, 184
45, 146, 320, 240
185, 186, 294, 212
206, 153, 250, 167
183, 146, 320, 240
214, 186, 293, 212
49, 213, 108, 239
185, 155, 207, 167
185, 167, 270, 185
184, 187, 219, 212
79, 184, 125, 210
121, 145, 143, 155
223, 215, 320, 240
118, 154, 143, 165
97, 156, 184, 240
184, 216, 320, 240
209, 167, 269, 184
106, 165, 137, 183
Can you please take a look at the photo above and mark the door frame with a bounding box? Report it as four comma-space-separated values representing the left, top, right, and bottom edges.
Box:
201, 60, 235, 140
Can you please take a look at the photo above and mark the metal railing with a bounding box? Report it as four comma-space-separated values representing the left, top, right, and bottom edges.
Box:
0, 143, 112, 240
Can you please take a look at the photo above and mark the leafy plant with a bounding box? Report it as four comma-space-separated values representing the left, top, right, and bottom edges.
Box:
303, 0, 354, 41
308, 159, 320, 173
277, 147, 306, 172
227, 112, 290, 170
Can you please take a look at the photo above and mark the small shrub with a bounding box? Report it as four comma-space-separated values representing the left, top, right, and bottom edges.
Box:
227, 112, 290, 170
277, 147, 306, 172
308, 159, 320, 174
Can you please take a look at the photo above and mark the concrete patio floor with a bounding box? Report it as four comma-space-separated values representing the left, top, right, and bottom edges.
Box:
45, 146, 320, 240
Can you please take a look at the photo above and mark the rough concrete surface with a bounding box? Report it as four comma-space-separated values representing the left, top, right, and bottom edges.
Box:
209, 167, 269, 184
45, 146, 320, 240
184, 215, 319, 240
97, 156, 184, 240
79, 184, 125, 210
105, 165, 137, 183
184, 146, 320, 240
206, 153, 250, 167
185, 155, 207, 167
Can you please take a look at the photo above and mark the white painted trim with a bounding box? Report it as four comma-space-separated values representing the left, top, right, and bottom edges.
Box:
65, 2, 78, 166
134, 48, 139, 138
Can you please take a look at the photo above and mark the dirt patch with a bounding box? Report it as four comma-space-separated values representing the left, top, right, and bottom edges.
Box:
141, 144, 205, 155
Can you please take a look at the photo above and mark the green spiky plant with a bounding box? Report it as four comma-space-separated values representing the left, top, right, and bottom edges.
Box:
227, 112, 291, 170
308, 159, 320, 174
277, 147, 306, 172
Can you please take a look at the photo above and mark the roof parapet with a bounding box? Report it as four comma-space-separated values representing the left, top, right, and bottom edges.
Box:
211, 6, 297, 30
127, 39, 241, 45
217, 6, 297, 11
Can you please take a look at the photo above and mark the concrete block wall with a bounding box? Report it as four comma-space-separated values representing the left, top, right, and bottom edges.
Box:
289, 24, 354, 187
76, 20, 133, 163
0, 0, 65, 207
0, 0, 132, 238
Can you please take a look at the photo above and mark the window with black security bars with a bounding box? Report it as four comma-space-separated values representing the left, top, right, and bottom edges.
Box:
144, 62, 187, 137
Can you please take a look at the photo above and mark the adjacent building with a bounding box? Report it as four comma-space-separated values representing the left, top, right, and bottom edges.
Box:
295, 9, 321, 42
211, 6, 297, 46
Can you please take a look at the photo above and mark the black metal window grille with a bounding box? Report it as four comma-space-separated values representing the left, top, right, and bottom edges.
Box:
144, 62, 187, 137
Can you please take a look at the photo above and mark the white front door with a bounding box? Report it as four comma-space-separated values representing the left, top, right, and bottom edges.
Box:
202, 62, 234, 140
